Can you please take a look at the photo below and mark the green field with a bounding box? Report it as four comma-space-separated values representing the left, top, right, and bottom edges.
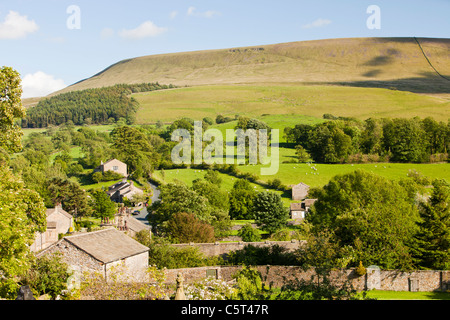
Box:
238, 162, 450, 188
152, 161, 449, 208
133, 84, 450, 124
365, 290, 450, 300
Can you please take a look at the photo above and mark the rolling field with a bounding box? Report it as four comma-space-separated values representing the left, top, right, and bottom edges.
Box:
152, 161, 449, 208
133, 84, 450, 124
57, 37, 450, 97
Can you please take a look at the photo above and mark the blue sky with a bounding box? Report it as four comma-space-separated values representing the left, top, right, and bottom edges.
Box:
1, 0, 449, 98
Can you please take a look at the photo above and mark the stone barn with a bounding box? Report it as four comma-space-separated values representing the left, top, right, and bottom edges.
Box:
291, 182, 310, 200
30, 204, 73, 252
36, 227, 149, 282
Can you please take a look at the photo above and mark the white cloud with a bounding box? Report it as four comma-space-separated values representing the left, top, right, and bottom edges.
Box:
118, 21, 167, 39
170, 11, 178, 19
0, 10, 38, 39
187, 6, 196, 16
302, 18, 332, 29
21, 72, 66, 98
187, 6, 220, 18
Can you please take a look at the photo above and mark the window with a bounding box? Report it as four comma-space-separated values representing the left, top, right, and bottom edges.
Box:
206, 269, 218, 279
113, 166, 119, 171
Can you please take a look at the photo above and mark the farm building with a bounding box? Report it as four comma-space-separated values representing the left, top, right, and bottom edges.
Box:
291, 182, 310, 200
106, 178, 144, 203
95, 158, 128, 177
30, 204, 73, 252
290, 199, 317, 221
36, 227, 149, 282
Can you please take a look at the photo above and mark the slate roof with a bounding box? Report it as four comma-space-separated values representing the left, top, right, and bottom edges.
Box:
46, 205, 72, 219
62, 227, 149, 264
290, 203, 304, 211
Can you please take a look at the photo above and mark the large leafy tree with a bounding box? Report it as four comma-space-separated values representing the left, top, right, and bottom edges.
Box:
47, 177, 91, 218
166, 212, 215, 244
413, 179, 450, 270
149, 181, 212, 232
382, 118, 428, 162
110, 126, 156, 178
0, 67, 47, 298
91, 190, 117, 223
252, 191, 289, 234
0, 163, 47, 298
307, 170, 420, 269
228, 179, 256, 220
0, 66, 25, 153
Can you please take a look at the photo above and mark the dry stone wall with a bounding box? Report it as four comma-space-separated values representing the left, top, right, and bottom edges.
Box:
163, 265, 450, 292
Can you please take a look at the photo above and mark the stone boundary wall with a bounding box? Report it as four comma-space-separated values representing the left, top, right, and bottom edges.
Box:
162, 265, 450, 292
171, 240, 305, 258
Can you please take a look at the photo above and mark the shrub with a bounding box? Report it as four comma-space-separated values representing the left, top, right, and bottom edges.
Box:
238, 223, 261, 242
166, 212, 215, 244
355, 261, 366, 277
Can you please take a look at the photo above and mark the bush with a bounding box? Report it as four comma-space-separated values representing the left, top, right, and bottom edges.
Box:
143, 236, 223, 269
166, 212, 215, 244
227, 244, 299, 266
355, 261, 366, 277
238, 223, 261, 242
23, 254, 71, 299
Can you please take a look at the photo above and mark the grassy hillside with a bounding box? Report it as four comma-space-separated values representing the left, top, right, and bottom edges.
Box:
57, 37, 450, 96
133, 83, 450, 123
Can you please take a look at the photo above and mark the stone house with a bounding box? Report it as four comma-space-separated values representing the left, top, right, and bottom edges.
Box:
289, 199, 317, 221
95, 159, 127, 177
36, 227, 149, 282
291, 182, 310, 200
106, 178, 144, 203
30, 204, 73, 252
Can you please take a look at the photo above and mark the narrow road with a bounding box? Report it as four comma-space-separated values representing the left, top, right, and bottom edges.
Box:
133, 181, 160, 225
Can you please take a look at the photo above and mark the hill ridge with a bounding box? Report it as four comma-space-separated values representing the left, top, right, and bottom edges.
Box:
52, 37, 450, 96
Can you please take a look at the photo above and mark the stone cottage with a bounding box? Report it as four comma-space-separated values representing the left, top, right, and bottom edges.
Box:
291, 182, 310, 200
106, 178, 144, 203
30, 204, 73, 252
36, 227, 149, 282
95, 159, 127, 177
290, 199, 317, 221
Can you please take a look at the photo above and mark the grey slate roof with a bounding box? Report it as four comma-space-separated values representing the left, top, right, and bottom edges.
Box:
63, 227, 149, 264
46, 205, 72, 219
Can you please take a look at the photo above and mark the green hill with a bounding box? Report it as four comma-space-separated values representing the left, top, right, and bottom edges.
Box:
57, 37, 450, 96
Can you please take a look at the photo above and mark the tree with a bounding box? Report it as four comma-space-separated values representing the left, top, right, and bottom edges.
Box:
0, 166, 47, 298
0, 66, 25, 153
307, 170, 419, 269
382, 118, 428, 162
192, 179, 229, 211
295, 145, 311, 163
203, 169, 222, 186
23, 254, 71, 299
47, 177, 91, 218
413, 179, 450, 270
237, 223, 261, 242
110, 126, 155, 178
252, 192, 289, 234
228, 179, 256, 220
150, 181, 212, 230
307, 122, 352, 163
166, 212, 215, 243
91, 171, 103, 184
91, 190, 116, 223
